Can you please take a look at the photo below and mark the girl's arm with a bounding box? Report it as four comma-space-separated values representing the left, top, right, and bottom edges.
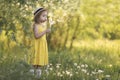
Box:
33, 24, 51, 39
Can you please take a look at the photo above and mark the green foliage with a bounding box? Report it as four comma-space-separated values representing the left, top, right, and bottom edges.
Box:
0, 0, 120, 50
0, 40, 120, 80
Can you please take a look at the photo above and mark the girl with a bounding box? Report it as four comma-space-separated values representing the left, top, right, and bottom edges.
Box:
30, 7, 51, 78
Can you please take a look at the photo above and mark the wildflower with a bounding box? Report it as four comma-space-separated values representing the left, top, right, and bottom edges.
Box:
56, 65, 60, 69
105, 75, 110, 77
60, 74, 63, 77
49, 18, 55, 27
87, 73, 89, 75
70, 73, 73, 77
76, 72, 78, 74
62, 71, 65, 74
56, 63, 61, 66
109, 64, 112, 67
66, 71, 70, 75
57, 72, 61, 76
74, 63, 77, 66
98, 70, 104, 73
92, 71, 96, 75
49, 68, 53, 71
17, 2, 20, 6
81, 64, 85, 68
49, 63, 52, 66
77, 66, 80, 69
85, 64, 88, 68
81, 69, 87, 73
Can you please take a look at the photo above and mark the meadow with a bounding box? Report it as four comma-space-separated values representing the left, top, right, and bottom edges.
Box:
0, 40, 120, 80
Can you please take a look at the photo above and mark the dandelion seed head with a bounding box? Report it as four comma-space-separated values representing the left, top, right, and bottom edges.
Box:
74, 63, 77, 66
98, 70, 104, 73
105, 75, 110, 77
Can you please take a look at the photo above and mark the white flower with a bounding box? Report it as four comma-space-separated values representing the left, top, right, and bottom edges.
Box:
49, 68, 52, 70
98, 70, 104, 73
76, 72, 78, 74
49, 18, 55, 27
74, 63, 77, 66
109, 64, 112, 67
105, 75, 110, 77
77, 66, 80, 69
49, 63, 52, 66
62, 71, 65, 74
81, 69, 87, 73
56, 63, 61, 66
92, 71, 96, 74
47, 65, 50, 68
70, 73, 73, 77
17, 3, 20, 6
60, 74, 63, 77
56, 65, 60, 68
87, 73, 89, 75
81, 64, 85, 68
85, 64, 88, 68
57, 72, 61, 76
66, 71, 70, 75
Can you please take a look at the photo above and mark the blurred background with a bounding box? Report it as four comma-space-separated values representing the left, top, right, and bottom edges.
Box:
0, 0, 120, 80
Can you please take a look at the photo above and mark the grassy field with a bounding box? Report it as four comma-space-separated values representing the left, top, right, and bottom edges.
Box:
0, 40, 120, 80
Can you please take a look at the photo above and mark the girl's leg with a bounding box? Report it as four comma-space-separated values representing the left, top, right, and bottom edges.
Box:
34, 65, 42, 78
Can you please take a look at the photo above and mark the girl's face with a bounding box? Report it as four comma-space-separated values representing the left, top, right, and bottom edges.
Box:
39, 11, 48, 23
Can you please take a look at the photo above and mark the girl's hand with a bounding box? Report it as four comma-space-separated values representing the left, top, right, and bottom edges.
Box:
46, 28, 51, 33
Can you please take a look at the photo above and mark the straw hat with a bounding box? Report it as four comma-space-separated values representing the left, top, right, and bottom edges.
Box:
34, 7, 46, 17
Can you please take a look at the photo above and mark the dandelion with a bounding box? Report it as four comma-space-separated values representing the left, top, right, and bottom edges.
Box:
49, 63, 52, 66
81, 64, 85, 68
60, 74, 63, 77
74, 63, 77, 66
25, 4, 28, 8
105, 75, 110, 77
109, 64, 112, 67
76, 72, 78, 74
77, 66, 80, 69
81, 69, 87, 73
70, 73, 73, 77
17, 2, 20, 6
49, 18, 55, 28
49, 68, 53, 71
98, 70, 104, 73
85, 64, 88, 68
56, 63, 61, 66
56, 65, 60, 69
87, 73, 89, 75
62, 71, 65, 74
47, 65, 50, 68
92, 71, 96, 75
57, 72, 61, 76
66, 71, 70, 75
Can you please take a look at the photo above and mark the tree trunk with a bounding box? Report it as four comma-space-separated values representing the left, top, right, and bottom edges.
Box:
69, 17, 80, 50
63, 19, 71, 49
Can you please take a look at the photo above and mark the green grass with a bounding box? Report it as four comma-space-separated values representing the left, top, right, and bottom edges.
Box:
0, 40, 120, 80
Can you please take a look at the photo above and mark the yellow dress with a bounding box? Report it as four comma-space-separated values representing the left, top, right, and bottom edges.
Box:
33, 25, 48, 66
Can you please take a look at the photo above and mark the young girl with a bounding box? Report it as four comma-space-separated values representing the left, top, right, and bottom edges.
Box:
30, 7, 51, 78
